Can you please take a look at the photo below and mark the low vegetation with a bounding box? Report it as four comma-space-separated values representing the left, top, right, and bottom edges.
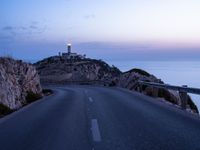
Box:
131, 68, 150, 77
0, 103, 14, 117
25, 91, 42, 104
42, 89, 53, 96
0, 89, 53, 118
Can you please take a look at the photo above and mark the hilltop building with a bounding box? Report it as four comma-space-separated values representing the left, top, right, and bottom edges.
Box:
61, 43, 86, 59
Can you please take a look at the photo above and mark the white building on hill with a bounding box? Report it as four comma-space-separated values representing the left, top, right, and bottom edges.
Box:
61, 43, 86, 59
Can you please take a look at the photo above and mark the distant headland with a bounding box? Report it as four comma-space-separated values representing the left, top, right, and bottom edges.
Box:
34, 42, 198, 113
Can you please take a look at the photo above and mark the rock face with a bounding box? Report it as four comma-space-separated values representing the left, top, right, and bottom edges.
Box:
0, 57, 43, 109
35, 56, 121, 84
118, 68, 198, 113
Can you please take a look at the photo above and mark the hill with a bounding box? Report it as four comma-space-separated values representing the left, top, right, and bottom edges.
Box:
35, 56, 121, 84
35, 56, 198, 113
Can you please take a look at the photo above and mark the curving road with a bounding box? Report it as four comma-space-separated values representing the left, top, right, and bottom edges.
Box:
0, 85, 200, 150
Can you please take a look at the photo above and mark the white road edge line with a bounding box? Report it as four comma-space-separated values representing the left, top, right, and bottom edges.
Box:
91, 119, 102, 142
89, 97, 93, 102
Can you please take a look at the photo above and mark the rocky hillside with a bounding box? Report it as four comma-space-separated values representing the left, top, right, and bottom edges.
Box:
35, 56, 121, 84
0, 57, 43, 110
35, 56, 198, 113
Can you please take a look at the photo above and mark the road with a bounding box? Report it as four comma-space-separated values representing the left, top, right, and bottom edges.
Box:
0, 85, 200, 150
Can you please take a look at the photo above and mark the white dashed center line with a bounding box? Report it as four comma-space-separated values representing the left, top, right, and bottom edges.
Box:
91, 119, 102, 142
88, 97, 93, 102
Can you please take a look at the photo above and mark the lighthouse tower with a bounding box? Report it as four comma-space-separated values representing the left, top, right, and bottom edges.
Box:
67, 43, 71, 54
61, 42, 85, 59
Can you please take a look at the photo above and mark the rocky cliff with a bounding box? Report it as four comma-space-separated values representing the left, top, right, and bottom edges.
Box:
0, 57, 43, 110
35, 56, 198, 113
35, 56, 121, 84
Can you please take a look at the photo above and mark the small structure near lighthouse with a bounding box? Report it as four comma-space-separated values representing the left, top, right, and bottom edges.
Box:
61, 43, 86, 59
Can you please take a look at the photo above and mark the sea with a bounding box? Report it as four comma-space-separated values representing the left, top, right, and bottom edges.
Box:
106, 60, 200, 111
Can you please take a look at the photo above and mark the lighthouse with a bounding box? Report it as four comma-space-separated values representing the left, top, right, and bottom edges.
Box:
67, 43, 71, 54
61, 42, 86, 59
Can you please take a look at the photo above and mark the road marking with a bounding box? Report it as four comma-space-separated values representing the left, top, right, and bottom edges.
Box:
88, 97, 93, 102
91, 119, 101, 142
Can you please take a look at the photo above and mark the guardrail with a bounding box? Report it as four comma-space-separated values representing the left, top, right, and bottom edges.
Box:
138, 81, 200, 110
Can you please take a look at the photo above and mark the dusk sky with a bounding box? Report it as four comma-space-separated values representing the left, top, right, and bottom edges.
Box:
0, 0, 200, 61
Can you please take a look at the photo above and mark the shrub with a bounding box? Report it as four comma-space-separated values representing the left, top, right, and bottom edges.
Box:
109, 81, 116, 87
42, 89, 53, 96
126, 68, 150, 77
26, 91, 42, 104
0, 103, 13, 117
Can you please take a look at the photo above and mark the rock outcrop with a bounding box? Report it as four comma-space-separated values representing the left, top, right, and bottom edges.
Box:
118, 68, 198, 113
35, 56, 121, 84
0, 57, 43, 110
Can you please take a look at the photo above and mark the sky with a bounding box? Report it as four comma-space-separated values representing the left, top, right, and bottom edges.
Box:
0, 0, 200, 61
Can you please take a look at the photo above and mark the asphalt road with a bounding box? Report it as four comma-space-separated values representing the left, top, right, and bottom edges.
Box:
0, 85, 200, 150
